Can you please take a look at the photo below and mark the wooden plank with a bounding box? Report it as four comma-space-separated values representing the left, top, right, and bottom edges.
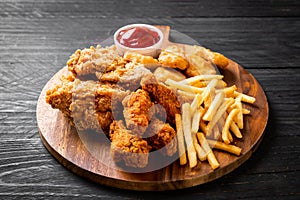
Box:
0, 138, 298, 198
0, 17, 299, 69
1, 0, 300, 18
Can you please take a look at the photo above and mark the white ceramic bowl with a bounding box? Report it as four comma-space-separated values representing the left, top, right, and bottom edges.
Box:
113, 24, 163, 58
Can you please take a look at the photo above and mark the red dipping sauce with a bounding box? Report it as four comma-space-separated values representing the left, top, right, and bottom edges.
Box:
117, 27, 160, 48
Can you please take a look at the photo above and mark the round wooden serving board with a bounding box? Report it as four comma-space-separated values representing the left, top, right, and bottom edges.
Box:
37, 26, 269, 191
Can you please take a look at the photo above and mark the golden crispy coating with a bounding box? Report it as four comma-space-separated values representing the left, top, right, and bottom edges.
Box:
158, 45, 189, 70
122, 89, 154, 136
95, 84, 129, 131
46, 74, 75, 122
141, 74, 181, 125
145, 118, 177, 156
153, 67, 186, 82
96, 57, 129, 83
98, 68, 128, 83
185, 45, 229, 69
46, 75, 128, 133
70, 80, 101, 131
212, 52, 229, 69
185, 54, 216, 77
67, 45, 120, 76
109, 120, 151, 168
118, 65, 153, 91
123, 52, 158, 65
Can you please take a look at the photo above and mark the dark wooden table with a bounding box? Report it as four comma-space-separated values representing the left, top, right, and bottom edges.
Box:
1, 0, 299, 199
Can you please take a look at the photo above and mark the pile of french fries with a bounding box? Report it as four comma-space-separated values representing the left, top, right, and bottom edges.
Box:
166, 75, 256, 169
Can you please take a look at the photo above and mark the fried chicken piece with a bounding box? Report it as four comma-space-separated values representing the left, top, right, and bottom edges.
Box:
95, 57, 128, 83
109, 120, 151, 168
144, 118, 177, 156
185, 45, 228, 70
158, 45, 189, 70
94, 83, 129, 131
122, 89, 154, 136
46, 76, 128, 132
70, 80, 101, 131
185, 54, 217, 77
153, 67, 186, 82
123, 52, 162, 71
98, 68, 128, 83
212, 52, 229, 69
140, 74, 181, 124
124, 51, 159, 65
46, 74, 75, 122
118, 65, 153, 91
67, 45, 120, 77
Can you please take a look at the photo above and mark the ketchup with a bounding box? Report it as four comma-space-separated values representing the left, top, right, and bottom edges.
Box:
117, 27, 160, 48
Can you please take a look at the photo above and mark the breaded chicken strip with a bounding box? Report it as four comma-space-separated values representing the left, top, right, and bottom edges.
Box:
96, 58, 133, 83
144, 118, 177, 156
46, 77, 128, 133
46, 74, 75, 122
124, 52, 158, 64
140, 74, 181, 124
67, 45, 120, 77
185, 45, 228, 71
95, 84, 129, 131
70, 80, 102, 131
153, 67, 186, 83
158, 45, 189, 70
185, 54, 216, 77
109, 120, 151, 168
118, 65, 152, 91
122, 89, 154, 136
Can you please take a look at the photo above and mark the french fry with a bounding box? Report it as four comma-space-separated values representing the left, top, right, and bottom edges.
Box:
206, 98, 235, 137
203, 92, 225, 121
202, 79, 218, 102
189, 79, 219, 114
175, 114, 187, 165
190, 94, 202, 114
199, 119, 208, 135
206, 139, 242, 156
207, 152, 220, 170
217, 113, 226, 134
179, 75, 224, 85
234, 95, 244, 129
190, 79, 227, 89
242, 108, 251, 114
217, 85, 237, 97
182, 103, 197, 168
190, 81, 208, 88
222, 108, 239, 144
196, 132, 210, 153
177, 90, 196, 99
230, 121, 243, 138
204, 87, 216, 109
191, 107, 204, 134
216, 80, 227, 88
193, 135, 207, 161
228, 129, 233, 142
212, 126, 221, 140
233, 91, 256, 104
165, 79, 204, 93
167, 63, 256, 169
196, 132, 220, 170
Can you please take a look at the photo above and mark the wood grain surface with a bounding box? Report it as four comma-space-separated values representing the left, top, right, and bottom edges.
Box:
0, 0, 299, 199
